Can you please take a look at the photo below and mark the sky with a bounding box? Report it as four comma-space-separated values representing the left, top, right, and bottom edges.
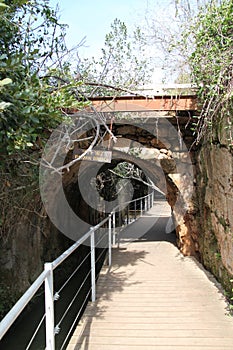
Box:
49, 0, 173, 83
50, 0, 151, 56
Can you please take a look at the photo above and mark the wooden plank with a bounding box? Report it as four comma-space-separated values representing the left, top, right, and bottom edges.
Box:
66, 205, 233, 350
71, 335, 233, 346
67, 346, 232, 350
72, 320, 233, 331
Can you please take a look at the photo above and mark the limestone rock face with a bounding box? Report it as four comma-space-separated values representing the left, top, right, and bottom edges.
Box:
196, 139, 233, 291
1, 116, 232, 316
0, 199, 76, 321
199, 145, 233, 274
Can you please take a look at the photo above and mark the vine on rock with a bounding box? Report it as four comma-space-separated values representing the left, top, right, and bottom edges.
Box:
186, 0, 233, 146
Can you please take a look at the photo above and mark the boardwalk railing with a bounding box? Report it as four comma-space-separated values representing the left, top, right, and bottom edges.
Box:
0, 191, 154, 350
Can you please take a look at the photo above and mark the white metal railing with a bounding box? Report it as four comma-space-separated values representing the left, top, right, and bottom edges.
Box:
0, 191, 154, 350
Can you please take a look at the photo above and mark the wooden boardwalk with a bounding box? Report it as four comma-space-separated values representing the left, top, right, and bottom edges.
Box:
67, 202, 233, 350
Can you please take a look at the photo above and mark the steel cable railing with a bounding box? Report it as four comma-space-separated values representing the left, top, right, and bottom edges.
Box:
95, 247, 108, 265
56, 247, 91, 295
59, 289, 91, 350
95, 228, 108, 248
0, 191, 154, 350
25, 314, 45, 350
55, 269, 92, 333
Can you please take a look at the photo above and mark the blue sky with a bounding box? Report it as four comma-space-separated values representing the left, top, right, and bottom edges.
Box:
49, 0, 172, 83
50, 0, 162, 56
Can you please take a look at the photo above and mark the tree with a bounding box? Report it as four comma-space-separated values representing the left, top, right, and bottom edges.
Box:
39, 18, 153, 173
141, 0, 232, 144
77, 18, 153, 96
143, 0, 212, 82
182, 0, 233, 144
0, 0, 85, 154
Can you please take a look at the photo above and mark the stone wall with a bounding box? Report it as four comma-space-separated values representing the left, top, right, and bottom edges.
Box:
0, 195, 75, 318
195, 117, 233, 293
1, 114, 232, 318
111, 120, 200, 257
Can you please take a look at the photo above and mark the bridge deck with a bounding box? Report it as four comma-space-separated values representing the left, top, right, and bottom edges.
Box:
90, 94, 198, 112
67, 203, 233, 350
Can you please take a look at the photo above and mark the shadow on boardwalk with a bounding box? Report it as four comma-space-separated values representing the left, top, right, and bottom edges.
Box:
67, 203, 233, 350
119, 213, 177, 246
68, 209, 178, 349
133, 217, 177, 244
70, 248, 150, 350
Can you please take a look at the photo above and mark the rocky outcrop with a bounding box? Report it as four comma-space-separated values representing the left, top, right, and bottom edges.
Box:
0, 191, 74, 318
189, 110, 232, 293
1, 113, 232, 318
195, 141, 233, 291
106, 121, 199, 256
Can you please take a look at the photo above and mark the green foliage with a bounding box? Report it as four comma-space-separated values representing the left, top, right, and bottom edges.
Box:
0, 4, 152, 153
111, 161, 145, 182
0, 0, 85, 154
0, 2, 9, 10
185, 0, 233, 144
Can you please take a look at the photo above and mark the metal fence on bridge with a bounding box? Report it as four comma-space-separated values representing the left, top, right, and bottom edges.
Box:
0, 192, 154, 350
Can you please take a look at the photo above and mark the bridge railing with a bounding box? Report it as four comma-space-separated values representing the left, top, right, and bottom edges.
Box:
0, 191, 154, 350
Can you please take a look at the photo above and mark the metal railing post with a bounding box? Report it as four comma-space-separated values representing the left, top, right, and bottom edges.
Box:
108, 215, 112, 267
90, 229, 96, 302
0, 193, 160, 344
113, 212, 116, 246
44, 263, 55, 350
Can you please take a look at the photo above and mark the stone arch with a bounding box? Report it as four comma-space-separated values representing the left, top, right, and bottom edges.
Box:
41, 117, 197, 256
102, 121, 197, 256
102, 120, 198, 256
62, 148, 181, 243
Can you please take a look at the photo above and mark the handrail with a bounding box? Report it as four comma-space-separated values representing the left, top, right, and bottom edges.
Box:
0, 270, 49, 339
52, 228, 94, 270
0, 191, 154, 349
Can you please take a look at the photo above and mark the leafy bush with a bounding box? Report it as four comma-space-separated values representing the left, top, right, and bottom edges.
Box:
0, 0, 85, 154
186, 0, 233, 144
